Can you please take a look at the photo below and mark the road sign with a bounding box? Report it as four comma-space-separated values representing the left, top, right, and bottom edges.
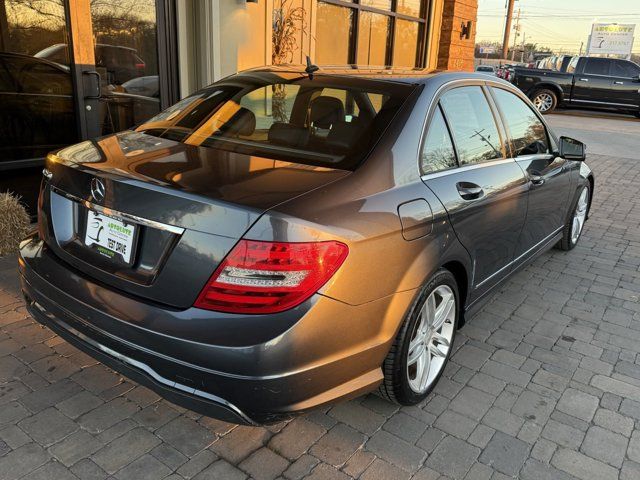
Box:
587, 23, 635, 56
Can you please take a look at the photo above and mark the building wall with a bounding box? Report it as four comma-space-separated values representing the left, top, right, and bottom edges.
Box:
437, 0, 477, 71
176, 0, 478, 97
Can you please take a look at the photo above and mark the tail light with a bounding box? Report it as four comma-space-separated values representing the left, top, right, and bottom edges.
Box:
135, 62, 146, 72
194, 239, 348, 314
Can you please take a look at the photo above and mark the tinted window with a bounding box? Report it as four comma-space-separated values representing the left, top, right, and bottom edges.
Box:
440, 86, 503, 165
583, 58, 610, 75
611, 60, 640, 78
420, 107, 457, 174
492, 88, 549, 157
137, 74, 415, 170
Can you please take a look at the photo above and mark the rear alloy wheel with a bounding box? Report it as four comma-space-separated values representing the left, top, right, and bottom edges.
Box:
558, 184, 590, 251
379, 269, 458, 405
531, 89, 557, 114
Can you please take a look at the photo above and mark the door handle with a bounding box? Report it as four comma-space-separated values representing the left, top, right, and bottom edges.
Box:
614, 81, 624, 85
529, 173, 545, 185
456, 182, 484, 200
579, 78, 589, 82
83, 71, 101, 99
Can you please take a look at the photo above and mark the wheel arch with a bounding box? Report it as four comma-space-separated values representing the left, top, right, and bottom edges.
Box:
441, 260, 470, 328
529, 83, 564, 103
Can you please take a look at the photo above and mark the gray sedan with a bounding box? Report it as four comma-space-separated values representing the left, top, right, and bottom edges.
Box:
19, 67, 593, 425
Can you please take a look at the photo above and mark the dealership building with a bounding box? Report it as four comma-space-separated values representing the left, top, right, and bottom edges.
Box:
0, 0, 477, 211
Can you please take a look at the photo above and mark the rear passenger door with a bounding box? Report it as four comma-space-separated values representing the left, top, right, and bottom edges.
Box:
608, 60, 640, 108
490, 86, 572, 262
420, 85, 528, 296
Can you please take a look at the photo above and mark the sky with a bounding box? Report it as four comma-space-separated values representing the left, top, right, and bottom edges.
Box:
476, 0, 640, 54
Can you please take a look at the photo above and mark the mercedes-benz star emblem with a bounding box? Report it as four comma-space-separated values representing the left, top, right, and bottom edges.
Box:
90, 178, 106, 203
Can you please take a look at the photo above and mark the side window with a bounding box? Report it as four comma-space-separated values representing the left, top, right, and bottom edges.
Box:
420, 107, 458, 174
492, 88, 549, 156
440, 86, 504, 166
611, 60, 640, 78
583, 58, 610, 75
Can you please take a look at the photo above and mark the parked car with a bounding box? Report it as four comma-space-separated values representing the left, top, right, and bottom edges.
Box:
511, 56, 640, 115
19, 68, 594, 425
476, 65, 496, 74
36, 43, 146, 85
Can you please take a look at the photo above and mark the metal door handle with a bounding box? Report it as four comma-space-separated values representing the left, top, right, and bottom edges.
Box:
456, 182, 484, 200
530, 173, 545, 185
614, 81, 624, 85
579, 78, 589, 82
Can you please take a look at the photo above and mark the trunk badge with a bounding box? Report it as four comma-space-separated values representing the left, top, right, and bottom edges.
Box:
90, 178, 106, 203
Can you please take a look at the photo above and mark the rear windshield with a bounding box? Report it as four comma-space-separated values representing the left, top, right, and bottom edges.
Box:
136, 72, 416, 170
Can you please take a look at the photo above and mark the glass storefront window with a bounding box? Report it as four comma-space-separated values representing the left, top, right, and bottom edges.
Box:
360, 0, 393, 10
90, 0, 161, 134
316, 0, 426, 69
396, 0, 422, 18
392, 19, 419, 67
316, 3, 354, 65
357, 11, 390, 66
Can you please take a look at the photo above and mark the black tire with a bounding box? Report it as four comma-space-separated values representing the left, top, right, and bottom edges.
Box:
557, 183, 590, 251
530, 88, 558, 114
378, 269, 459, 405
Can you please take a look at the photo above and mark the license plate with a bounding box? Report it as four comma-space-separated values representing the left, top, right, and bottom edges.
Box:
84, 210, 136, 265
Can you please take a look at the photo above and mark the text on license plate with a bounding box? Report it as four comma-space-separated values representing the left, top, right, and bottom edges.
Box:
84, 210, 136, 264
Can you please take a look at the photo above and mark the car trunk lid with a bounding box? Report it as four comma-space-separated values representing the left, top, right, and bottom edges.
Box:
40, 131, 349, 308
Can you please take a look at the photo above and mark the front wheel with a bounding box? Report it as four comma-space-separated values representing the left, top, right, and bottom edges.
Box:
531, 89, 558, 114
378, 269, 459, 405
558, 184, 590, 251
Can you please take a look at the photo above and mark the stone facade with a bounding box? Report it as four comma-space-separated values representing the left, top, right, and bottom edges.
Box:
437, 0, 478, 71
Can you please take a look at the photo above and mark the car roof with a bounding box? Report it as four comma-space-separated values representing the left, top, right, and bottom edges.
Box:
239, 65, 507, 86
0, 51, 70, 72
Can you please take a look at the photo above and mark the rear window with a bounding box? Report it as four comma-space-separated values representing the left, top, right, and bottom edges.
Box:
136, 72, 416, 170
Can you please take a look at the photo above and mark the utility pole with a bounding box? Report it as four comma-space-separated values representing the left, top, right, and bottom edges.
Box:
579, 41, 584, 56
521, 32, 526, 63
511, 8, 521, 61
502, 0, 516, 59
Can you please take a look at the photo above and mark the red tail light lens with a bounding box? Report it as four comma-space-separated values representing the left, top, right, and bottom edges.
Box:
194, 240, 349, 314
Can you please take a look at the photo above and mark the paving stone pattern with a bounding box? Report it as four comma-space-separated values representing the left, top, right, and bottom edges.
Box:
1, 152, 639, 479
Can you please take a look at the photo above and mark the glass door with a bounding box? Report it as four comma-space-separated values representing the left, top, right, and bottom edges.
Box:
0, 0, 78, 212
0, 0, 175, 214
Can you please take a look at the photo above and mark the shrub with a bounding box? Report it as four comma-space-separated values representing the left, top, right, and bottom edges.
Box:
0, 192, 31, 257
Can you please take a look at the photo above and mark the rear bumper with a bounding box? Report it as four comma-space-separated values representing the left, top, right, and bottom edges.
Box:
19, 235, 412, 424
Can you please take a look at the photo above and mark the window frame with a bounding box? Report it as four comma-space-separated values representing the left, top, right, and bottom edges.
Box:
437, 84, 509, 167
611, 59, 640, 79
487, 85, 553, 159
418, 103, 459, 175
418, 80, 557, 180
317, 0, 429, 67
582, 57, 612, 76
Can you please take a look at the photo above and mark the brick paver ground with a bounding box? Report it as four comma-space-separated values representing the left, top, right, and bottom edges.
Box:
1, 151, 639, 480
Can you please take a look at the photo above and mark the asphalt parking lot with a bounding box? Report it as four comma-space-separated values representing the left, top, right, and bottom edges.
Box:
1, 111, 640, 480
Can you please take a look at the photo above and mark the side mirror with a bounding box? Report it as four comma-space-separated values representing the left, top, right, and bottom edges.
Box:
559, 136, 586, 161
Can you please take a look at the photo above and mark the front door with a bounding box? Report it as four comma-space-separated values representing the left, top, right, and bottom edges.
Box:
571, 57, 613, 106
489, 86, 572, 263
422, 86, 529, 297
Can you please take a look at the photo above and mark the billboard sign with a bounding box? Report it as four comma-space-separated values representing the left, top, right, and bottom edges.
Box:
479, 46, 496, 54
588, 23, 635, 56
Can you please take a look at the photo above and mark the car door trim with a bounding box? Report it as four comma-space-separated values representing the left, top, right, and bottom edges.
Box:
420, 158, 516, 181
475, 225, 564, 289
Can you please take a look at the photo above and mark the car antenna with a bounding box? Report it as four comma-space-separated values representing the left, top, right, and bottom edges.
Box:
305, 55, 319, 79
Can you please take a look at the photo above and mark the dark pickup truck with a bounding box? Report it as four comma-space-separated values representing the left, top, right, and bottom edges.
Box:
511, 56, 640, 116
